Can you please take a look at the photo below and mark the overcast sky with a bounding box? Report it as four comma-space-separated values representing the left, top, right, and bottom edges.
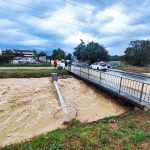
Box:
0, 0, 149, 55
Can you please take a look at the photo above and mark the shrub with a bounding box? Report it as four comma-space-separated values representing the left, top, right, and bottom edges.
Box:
130, 130, 150, 144
100, 137, 110, 145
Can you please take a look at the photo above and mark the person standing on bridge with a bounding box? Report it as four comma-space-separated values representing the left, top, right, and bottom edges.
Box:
68, 60, 72, 70
65, 60, 68, 69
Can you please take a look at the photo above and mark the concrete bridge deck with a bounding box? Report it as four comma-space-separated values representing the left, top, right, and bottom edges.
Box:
68, 65, 150, 109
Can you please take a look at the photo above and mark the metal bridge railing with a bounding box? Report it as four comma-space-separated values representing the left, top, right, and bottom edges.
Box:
68, 65, 150, 106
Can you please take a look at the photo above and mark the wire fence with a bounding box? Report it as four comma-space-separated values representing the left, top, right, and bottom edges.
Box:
69, 65, 150, 106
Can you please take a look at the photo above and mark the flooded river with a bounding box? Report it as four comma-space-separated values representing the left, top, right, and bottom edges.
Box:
0, 77, 131, 147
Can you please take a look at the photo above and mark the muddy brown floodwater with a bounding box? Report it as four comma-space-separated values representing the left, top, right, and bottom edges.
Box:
0, 77, 132, 147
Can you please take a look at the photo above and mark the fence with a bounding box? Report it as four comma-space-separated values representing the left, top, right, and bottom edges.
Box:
68, 65, 150, 107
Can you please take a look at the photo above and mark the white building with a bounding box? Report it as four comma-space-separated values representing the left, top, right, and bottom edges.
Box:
13, 49, 36, 57
1, 49, 36, 58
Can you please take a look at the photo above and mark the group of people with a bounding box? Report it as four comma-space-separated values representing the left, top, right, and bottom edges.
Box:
53, 59, 71, 69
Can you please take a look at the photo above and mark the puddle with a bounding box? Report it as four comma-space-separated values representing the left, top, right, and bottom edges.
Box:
0, 77, 131, 147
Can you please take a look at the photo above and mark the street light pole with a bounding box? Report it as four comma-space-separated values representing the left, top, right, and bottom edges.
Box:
45, 43, 47, 63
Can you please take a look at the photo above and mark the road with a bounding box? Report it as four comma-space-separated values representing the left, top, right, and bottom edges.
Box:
74, 64, 150, 83
0, 63, 150, 83
107, 70, 150, 83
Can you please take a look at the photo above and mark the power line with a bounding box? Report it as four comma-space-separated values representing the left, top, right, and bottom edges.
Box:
119, 0, 146, 16
0, 7, 148, 48
0, 0, 86, 28
0, 0, 44, 12
62, 0, 130, 25
0, 6, 80, 31
0, 0, 85, 25
0, 1, 148, 38
0, 0, 133, 34
1, 0, 148, 28
0, 6, 145, 38
64, 0, 149, 26
96, 0, 146, 24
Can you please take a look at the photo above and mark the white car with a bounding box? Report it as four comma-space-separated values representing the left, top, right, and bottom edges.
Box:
90, 62, 107, 71
18, 58, 36, 64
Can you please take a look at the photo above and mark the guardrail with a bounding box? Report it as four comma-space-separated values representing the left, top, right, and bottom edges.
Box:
109, 68, 150, 79
68, 65, 150, 108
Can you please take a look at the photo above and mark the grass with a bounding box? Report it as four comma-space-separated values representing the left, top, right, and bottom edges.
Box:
0, 63, 53, 67
130, 130, 150, 144
1, 110, 150, 150
113, 65, 150, 73
0, 69, 68, 78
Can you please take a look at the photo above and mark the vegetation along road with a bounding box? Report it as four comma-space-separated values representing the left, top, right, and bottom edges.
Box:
0, 67, 54, 70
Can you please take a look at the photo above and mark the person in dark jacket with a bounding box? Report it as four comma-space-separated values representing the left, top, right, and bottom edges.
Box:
68, 60, 72, 70
65, 60, 68, 69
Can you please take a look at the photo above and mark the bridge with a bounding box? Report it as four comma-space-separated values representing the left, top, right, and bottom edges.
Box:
68, 65, 150, 109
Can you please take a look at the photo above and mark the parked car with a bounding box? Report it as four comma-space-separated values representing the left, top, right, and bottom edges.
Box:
18, 58, 37, 64
90, 62, 107, 71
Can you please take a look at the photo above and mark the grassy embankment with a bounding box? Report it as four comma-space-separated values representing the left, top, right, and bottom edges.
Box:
113, 65, 150, 73
1, 110, 150, 150
121, 66, 150, 73
0, 69, 68, 78
0, 63, 53, 67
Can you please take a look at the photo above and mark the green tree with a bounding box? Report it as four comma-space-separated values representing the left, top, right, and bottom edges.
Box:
124, 40, 150, 66
73, 40, 86, 61
52, 48, 66, 60
36, 51, 46, 57
73, 41, 109, 63
3, 49, 14, 56
110, 55, 124, 61
4, 49, 14, 61
86, 41, 109, 63
66, 53, 72, 60
0, 49, 14, 64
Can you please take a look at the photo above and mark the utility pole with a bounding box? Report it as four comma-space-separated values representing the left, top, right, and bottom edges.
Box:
50, 56, 51, 66
45, 43, 47, 63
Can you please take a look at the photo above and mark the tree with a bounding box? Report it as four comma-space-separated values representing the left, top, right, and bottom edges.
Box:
73, 41, 109, 63
66, 53, 72, 60
73, 40, 86, 61
0, 49, 14, 64
3, 49, 13, 55
36, 51, 46, 57
124, 40, 150, 66
86, 41, 109, 63
110, 55, 124, 61
52, 48, 66, 60
3, 49, 14, 62
36, 51, 47, 62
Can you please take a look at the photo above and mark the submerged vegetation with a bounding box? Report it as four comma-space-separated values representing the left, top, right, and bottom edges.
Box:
1, 110, 150, 150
